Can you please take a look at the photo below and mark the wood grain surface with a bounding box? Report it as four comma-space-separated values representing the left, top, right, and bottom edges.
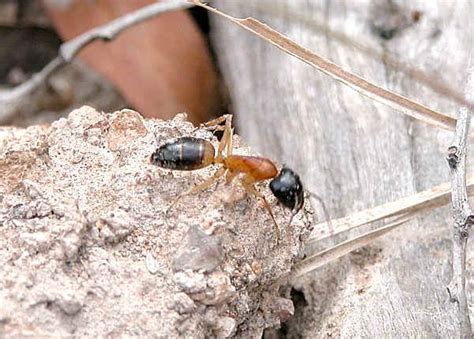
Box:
211, 0, 473, 336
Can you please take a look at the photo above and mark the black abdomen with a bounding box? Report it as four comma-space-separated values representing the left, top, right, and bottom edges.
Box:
151, 137, 215, 170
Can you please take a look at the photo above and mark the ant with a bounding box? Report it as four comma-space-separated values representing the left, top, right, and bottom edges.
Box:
150, 115, 305, 239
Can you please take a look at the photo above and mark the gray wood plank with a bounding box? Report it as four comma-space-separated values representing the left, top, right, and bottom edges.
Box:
211, 0, 473, 336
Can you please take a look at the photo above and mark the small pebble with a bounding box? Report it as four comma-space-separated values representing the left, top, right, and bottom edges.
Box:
145, 252, 166, 275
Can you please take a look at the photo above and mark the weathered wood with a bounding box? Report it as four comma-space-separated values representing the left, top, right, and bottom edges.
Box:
211, 0, 473, 336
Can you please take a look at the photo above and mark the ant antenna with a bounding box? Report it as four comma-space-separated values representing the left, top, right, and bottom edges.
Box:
286, 185, 303, 228
306, 190, 333, 232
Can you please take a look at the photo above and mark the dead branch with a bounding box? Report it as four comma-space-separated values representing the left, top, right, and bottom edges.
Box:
446, 68, 474, 337
0, 0, 192, 124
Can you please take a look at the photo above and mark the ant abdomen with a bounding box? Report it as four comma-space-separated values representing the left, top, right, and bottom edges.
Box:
151, 137, 216, 170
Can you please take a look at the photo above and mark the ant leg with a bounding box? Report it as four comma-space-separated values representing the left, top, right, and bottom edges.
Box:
217, 115, 233, 158
199, 114, 233, 133
225, 170, 239, 184
193, 116, 225, 133
196, 114, 233, 162
240, 175, 281, 240
184, 167, 226, 195
166, 167, 226, 213
217, 121, 230, 158
223, 171, 243, 204
223, 115, 234, 157
227, 127, 233, 157
306, 190, 333, 234
202, 115, 227, 129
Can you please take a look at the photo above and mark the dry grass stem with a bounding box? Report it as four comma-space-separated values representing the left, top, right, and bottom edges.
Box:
194, 1, 459, 131
298, 169, 474, 278
307, 174, 474, 244
292, 215, 412, 279
247, 2, 470, 120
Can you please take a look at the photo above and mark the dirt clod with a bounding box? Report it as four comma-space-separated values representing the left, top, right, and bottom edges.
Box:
0, 106, 312, 337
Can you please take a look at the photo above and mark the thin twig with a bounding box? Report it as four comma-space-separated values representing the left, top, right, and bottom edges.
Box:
447, 93, 473, 336
0, 0, 193, 123
194, 1, 459, 131
307, 173, 474, 244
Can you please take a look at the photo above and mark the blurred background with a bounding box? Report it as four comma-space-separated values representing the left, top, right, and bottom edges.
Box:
0, 0, 226, 126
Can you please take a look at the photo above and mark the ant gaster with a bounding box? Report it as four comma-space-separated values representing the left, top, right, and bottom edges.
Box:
150, 115, 304, 239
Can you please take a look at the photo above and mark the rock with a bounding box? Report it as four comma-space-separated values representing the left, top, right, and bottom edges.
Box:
106, 109, 148, 151
145, 252, 166, 275
98, 209, 134, 244
59, 217, 89, 261
54, 292, 84, 316
167, 292, 196, 315
191, 271, 236, 306
60, 230, 82, 261
172, 226, 224, 273
0, 106, 312, 337
174, 271, 207, 294
214, 316, 237, 338
204, 308, 236, 338
274, 297, 295, 322
20, 232, 50, 254
11, 204, 35, 219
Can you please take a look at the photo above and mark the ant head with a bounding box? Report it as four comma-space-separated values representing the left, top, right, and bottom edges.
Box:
269, 167, 304, 213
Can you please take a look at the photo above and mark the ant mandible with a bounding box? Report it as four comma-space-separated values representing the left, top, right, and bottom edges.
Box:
150, 115, 305, 239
